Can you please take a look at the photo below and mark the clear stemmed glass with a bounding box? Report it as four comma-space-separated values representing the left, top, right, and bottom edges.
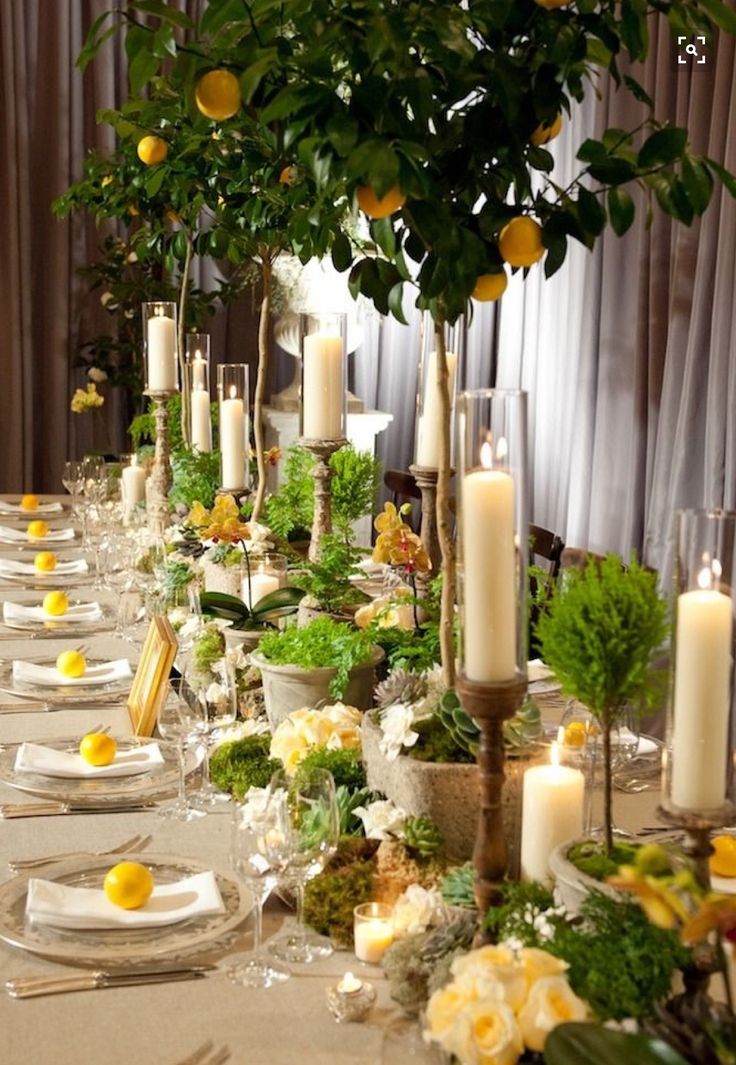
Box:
186, 659, 237, 809
156, 678, 207, 822
61, 461, 84, 515
268, 766, 339, 964
226, 793, 291, 988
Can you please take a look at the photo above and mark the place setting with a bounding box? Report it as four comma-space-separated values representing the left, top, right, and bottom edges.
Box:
0, 590, 114, 638
0, 553, 90, 589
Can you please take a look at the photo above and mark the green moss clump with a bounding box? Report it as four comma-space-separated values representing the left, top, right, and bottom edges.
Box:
567, 840, 638, 881
303, 841, 377, 946
410, 716, 476, 764
296, 746, 366, 791
209, 735, 280, 799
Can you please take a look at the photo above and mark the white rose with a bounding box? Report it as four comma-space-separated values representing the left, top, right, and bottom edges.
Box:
270, 716, 310, 774
517, 975, 588, 1052
378, 702, 422, 761
447, 999, 523, 1065
243, 520, 272, 544
392, 884, 445, 938
213, 718, 270, 749
353, 799, 407, 840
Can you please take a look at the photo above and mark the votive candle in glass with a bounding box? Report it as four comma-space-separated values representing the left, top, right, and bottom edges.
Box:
353, 902, 394, 964
414, 315, 462, 469
299, 312, 347, 441
520, 740, 585, 884
241, 553, 287, 610
217, 364, 250, 491
186, 334, 212, 453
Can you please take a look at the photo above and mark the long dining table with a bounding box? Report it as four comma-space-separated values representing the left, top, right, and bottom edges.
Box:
0, 500, 664, 1065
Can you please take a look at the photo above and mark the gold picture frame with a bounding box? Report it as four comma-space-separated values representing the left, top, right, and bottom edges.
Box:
127, 615, 178, 737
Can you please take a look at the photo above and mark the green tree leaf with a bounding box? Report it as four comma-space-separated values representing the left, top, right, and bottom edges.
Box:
607, 187, 635, 236
545, 1023, 689, 1065
638, 128, 688, 169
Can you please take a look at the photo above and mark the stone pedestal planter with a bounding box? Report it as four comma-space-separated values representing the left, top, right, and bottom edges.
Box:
361, 711, 546, 865
251, 647, 384, 729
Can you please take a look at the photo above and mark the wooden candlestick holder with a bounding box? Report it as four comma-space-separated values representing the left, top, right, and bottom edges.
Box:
145, 390, 176, 538
300, 437, 348, 562
456, 674, 528, 922
408, 464, 442, 576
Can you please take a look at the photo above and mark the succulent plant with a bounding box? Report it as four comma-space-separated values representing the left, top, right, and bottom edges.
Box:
383, 909, 478, 1012
437, 689, 544, 756
401, 816, 443, 858
375, 667, 428, 709
440, 862, 476, 910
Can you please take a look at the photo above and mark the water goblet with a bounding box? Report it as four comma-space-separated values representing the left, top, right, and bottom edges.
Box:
185, 659, 237, 809
226, 793, 291, 988
61, 461, 84, 514
267, 766, 339, 964
156, 679, 207, 822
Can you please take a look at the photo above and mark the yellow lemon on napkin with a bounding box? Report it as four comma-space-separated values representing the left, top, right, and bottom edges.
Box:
710, 836, 736, 878
104, 862, 154, 910
79, 732, 117, 767
56, 650, 86, 678
27, 520, 49, 539
42, 591, 69, 616
33, 551, 57, 572
20, 494, 39, 511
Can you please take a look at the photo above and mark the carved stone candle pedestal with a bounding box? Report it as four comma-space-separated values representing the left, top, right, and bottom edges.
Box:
300, 437, 347, 561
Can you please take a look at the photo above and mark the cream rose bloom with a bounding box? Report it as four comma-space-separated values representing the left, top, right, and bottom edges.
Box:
517, 975, 588, 1052
447, 999, 524, 1065
451, 946, 527, 1013
426, 982, 477, 1045
517, 947, 568, 989
269, 704, 361, 774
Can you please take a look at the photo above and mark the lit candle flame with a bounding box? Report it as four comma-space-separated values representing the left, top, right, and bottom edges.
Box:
194, 350, 202, 362
229, 384, 237, 400
496, 436, 508, 461
697, 561, 721, 590
480, 441, 493, 469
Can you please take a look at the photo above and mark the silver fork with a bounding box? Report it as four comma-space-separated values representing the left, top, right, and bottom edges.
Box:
171, 1042, 232, 1065
8, 832, 152, 872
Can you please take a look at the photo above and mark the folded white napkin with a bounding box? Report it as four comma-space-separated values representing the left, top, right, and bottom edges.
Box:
0, 501, 63, 514
12, 658, 132, 688
0, 525, 75, 543
617, 727, 659, 757
14, 741, 164, 778
25, 871, 226, 930
3, 601, 102, 624
528, 659, 554, 683
0, 557, 89, 576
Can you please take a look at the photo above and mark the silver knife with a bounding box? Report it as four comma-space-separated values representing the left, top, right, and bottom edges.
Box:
6, 964, 217, 998
0, 802, 156, 818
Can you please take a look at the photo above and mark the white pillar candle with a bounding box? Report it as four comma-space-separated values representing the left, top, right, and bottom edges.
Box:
521, 744, 585, 884
302, 333, 344, 439
354, 917, 394, 964
415, 350, 458, 468
147, 312, 177, 391
241, 565, 279, 609
121, 458, 146, 512
671, 570, 733, 811
220, 390, 246, 489
191, 352, 206, 390
191, 388, 212, 453
462, 456, 517, 681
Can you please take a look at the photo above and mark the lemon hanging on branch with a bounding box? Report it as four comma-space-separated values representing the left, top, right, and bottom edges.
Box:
137, 135, 168, 166
472, 272, 508, 302
195, 69, 241, 121
531, 113, 563, 146
356, 185, 406, 219
499, 217, 545, 268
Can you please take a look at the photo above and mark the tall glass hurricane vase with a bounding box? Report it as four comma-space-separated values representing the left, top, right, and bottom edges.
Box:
662, 509, 736, 826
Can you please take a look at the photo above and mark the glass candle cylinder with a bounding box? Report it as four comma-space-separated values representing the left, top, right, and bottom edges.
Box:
353, 903, 394, 964
299, 312, 347, 441
241, 552, 287, 610
662, 509, 736, 823
120, 453, 147, 516
456, 389, 529, 684
217, 364, 250, 491
185, 335, 212, 453
414, 315, 463, 469
142, 301, 178, 393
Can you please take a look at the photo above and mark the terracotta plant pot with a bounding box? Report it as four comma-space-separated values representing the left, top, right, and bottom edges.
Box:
250, 646, 384, 729
361, 711, 546, 864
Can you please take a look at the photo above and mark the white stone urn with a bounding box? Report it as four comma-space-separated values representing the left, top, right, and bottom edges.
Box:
548, 839, 622, 914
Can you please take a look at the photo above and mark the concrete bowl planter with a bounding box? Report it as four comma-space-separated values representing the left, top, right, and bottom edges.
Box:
250, 646, 384, 730
548, 839, 623, 914
223, 627, 268, 654
200, 558, 242, 597
361, 711, 546, 865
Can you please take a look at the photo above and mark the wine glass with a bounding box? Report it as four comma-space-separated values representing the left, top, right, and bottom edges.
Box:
185, 658, 237, 809
226, 792, 291, 988
267, 766, 339, 964
61, 461, 84, 514
156, 678, 207, 822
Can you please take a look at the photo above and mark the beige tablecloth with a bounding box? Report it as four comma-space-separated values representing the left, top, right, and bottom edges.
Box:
0, 498, 662, 1065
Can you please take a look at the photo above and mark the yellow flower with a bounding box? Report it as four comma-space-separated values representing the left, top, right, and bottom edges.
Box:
681, 895, 736, 944
451, 945, 527, 1013
269, 704, 362, 775
374, 501, 404, 534
449, 999, 523, 1065
607, 866, 688, 929
517, 948, 568, 989
186, 494, 251, 543
426, 983, 477, 1045
517, 975, 587, 1052
70, 383, 105, 413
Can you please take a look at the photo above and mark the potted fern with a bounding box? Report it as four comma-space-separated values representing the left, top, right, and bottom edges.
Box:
536, 555, 669, 906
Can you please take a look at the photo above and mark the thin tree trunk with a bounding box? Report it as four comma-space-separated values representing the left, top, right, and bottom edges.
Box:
602, 709, 613, 855
251, 256, 272, 523
434, 319, 456, 689
178, 233, 193, 448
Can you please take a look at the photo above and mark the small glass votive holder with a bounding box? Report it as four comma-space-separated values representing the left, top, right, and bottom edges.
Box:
142, 301, 178, 393
353, 902, 394, 964
241, 552, 288, 610
186, 334, 212, 454
325, 971, 376, 1023
217, 363, 250, 491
